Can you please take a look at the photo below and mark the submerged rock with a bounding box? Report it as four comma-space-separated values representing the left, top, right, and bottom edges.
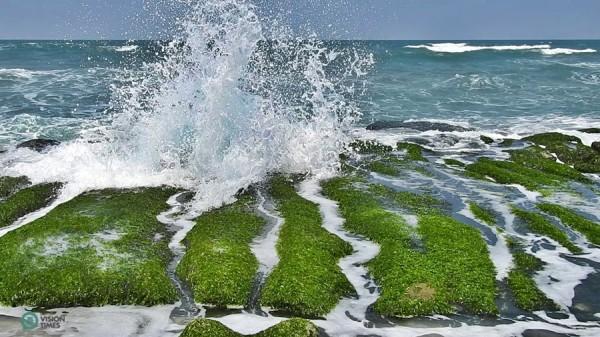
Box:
480, 135, 494, 144
579, 128, 600, 134
366, 120, 473, 132
16, 139, 60, 152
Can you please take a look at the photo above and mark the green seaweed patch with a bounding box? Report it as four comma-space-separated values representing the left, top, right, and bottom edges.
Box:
465, 157, 564, 193
523, 132, 600, 173
538, 203, 600, 246
506, 241, 558, 311
0, 183, 62, 228
500, 139, 516, 147
0, 176, 30, 199
397, 142, 427, 162
0, 187, 178, 307
508, 147, 589, 183
368, 159, 400, 176
322, 178, 498, 317
349, 140, 394, 155
469, 202, 496, 226
369, 184, 447, 216
261, 176, 353, 317
444, 159, 466, 167
180, 318, 318, 337
177, 195, 264, 308
512, 207, 582, 254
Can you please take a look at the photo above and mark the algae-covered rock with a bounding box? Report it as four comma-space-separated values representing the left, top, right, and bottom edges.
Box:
349, 140, 394, 155
592, 142, 600, 153
397, 142, 427, 161
16, 139, 60, 152
0, 176, 30, 199
480, 135, 494, 144
180, 318, 318, 337
0, 182, 62, 228
0, 187, 178, 307
177, 195, 264, 308
522, 132, 600, 173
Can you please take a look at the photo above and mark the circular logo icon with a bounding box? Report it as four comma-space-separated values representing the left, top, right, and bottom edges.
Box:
21, 312, 39, 331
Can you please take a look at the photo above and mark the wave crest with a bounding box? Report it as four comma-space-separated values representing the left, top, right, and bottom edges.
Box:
406, 43, 596, 56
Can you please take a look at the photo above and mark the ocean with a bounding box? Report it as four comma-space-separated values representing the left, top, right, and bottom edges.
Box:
1, 40, 599, 148
1, 4, 600, 336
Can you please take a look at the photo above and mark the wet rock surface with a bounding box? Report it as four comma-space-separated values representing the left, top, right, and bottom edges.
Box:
16, 139, 60, 152
366, 120, 473, 132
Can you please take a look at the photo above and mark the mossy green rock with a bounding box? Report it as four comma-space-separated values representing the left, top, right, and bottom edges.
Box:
349, 140, 393, 155
323, 178, 498, 317
523, 132, 600, 173
0, 187, 178, 307
177, 195, 264, 307
507, 250, 557, 311
538, 203, 600, 246
397, 142, 427, 161
0, 176, 30, 199
0, 182, 62, 228
180, 318, 318, 337
512, 208, 581, 254
261, 176, 353, 317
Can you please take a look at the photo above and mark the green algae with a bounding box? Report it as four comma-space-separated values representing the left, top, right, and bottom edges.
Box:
538, 203, 600, 246
180, 318, 318, 337
261, 176, 353, 317
506, 246, 558, 311
0, 176, 30, 199
469, 202, 496, 226
0, 182, 62, 228
465, 157, 564, 193
508, 147, 589, 183
512, 208, 582, 254
397, 142, 427, 161
368, 160, 400, 176
444, 158, 466, 167
523, 132, 600, 173
177, 195, 264, 308
349, 140, 394, 155
322, 177, 498, 317
0, 188, 178, 307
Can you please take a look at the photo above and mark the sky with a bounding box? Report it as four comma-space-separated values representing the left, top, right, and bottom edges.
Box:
1, 0, 600, 40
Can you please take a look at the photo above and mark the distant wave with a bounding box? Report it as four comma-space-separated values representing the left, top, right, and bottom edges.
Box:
540, 48, 596, 56
114, 45, 138, 52
406, 43, 596, 55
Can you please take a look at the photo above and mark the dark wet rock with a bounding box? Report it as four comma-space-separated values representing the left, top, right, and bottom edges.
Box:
480, 135, 494, 144
523, 132, 600, 173
417, 335, 445, 337
500, 139, 516, 147
592, 142, 600, 153
16, 139, 60, 152
405, 137, 432, 146
366, 120, 473, 132
579, 128, 600, 134
522, 329, 573, 337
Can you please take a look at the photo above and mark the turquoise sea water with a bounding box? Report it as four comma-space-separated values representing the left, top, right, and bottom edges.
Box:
1, 40, 599, 146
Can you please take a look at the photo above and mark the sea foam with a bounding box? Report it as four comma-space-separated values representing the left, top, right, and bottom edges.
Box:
407, 42, 596, 55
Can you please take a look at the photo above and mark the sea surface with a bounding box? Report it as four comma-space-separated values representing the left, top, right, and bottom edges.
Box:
1, 40, 600, 148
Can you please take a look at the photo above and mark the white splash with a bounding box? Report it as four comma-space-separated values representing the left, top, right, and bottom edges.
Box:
1, 0, 373, 213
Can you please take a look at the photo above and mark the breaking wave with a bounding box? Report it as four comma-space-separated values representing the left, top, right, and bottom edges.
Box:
1, 0, 373, 212
406, 43, 596, 55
